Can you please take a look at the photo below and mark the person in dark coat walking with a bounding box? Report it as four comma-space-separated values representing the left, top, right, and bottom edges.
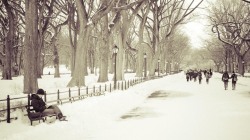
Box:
205, 72, 211, 84
186, 72, 190, 82
222, 71, 230, 90
230, 71, 238, 90
198, 70, 202, 84
31, 89, 66, 121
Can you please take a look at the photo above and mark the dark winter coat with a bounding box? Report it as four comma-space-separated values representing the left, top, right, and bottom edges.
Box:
231, 73, 237, 83
222, 72, 230, 82
31, 94, 46, 112
198, 72, 202, 80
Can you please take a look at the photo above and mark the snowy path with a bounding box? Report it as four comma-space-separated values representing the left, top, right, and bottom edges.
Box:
1, 72, 250, 140
90, 74, 250, 140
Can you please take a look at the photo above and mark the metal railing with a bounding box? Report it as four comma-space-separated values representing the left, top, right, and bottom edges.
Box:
0, 77, 148, 123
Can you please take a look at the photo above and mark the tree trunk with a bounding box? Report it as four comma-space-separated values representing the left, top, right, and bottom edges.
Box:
52, 37, 60, 78
116, 31, 126, 81
2, 0, 14, 80
70, 47, 76, 76
37, 37, 44, 78
98, 14, 109, 82
67, 27, 89, 87
67, 0, 90, 87
237, 56, 244, 75
23, 0, 38, 93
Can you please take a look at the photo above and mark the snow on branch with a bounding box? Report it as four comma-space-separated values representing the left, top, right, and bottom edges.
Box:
113, 0, 145, 11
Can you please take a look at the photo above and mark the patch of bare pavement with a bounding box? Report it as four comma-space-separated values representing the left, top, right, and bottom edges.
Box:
120, 90, 170, 120
120, 90, 191, 120
147, 90, 169, 98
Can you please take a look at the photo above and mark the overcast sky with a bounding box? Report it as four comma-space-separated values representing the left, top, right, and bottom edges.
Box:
182, 0, 212, 49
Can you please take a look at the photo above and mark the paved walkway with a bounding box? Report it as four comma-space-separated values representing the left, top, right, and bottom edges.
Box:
93, 73, 250, 140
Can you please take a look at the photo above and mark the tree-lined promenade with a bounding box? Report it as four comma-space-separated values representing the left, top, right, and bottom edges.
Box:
0, 0, 249, 94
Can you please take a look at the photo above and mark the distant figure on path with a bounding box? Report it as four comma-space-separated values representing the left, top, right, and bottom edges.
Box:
205, 71, 211, 84
31, 89, 67, 121
186, 72, 190, 82
222, 71, 230, 90
230, 71, 238, 90
198, 70, 202, 84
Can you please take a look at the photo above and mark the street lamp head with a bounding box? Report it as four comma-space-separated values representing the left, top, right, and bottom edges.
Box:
242, 60, 245, 64
144, 53, 147, 58
158, 59, 160, 62
113, 45, 119, 54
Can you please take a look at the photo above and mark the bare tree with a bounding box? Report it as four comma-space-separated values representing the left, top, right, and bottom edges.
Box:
139, 0, 203, 76
67, 0, 116, 87
208, 0, 250, 74
1, 0, 25, 79
2, 0, 15, 80
23, 0, 39, 93
204, 37, 225, 72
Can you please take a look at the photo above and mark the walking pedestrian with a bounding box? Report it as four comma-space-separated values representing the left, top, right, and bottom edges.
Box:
222, 71, 230, 90
198, 70, 202, 84
205, 72, 211, 84
230, 71, 238, 90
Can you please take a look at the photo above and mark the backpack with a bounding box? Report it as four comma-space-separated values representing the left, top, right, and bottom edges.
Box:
233, 75, 237, 81
222, 74, 228, 80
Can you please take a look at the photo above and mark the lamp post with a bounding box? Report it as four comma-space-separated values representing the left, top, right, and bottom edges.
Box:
176, 62, 179, 72
144, 53, 147, 78
170, 62, 172, 74
233, 61, 235, 72
242, 60, 245, 77
165, 61, 168, 75
217, 62, 220, 72
158, 59, 160, 77
113, 45, 119, 90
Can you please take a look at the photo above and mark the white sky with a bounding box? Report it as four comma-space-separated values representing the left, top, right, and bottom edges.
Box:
182, 0, 212, 48
1, 66, 250, 140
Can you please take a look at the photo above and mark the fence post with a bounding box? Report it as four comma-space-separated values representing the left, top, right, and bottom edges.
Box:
99, 85, 101, 92
105, 84, 107, 91
122, 81, 124, 90
110, 83, 112, 92
57, 90, 60, 104
44, 91, 47, 102
125, 81, 127, 89
69, 88, 71, 102
7, 95, 10, 123
28, 94, 31, 106
93, 85, 95, 96
118, 82, 120, 90
86, 86, 88, 96
78, 87, 81, 99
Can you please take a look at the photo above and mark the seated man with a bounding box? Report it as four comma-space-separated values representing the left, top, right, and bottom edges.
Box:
31, 89, 66, 121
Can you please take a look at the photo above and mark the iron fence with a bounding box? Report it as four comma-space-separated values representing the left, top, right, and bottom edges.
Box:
0, 77, 148, 123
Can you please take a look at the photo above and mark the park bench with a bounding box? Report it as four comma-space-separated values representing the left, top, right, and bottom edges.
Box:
25, 105, 57, 125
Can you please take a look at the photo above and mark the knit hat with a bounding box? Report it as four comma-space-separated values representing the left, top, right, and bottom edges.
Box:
37, 89, 45, 95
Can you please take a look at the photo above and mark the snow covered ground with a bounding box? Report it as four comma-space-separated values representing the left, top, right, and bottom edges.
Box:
1, 69, 250, 140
